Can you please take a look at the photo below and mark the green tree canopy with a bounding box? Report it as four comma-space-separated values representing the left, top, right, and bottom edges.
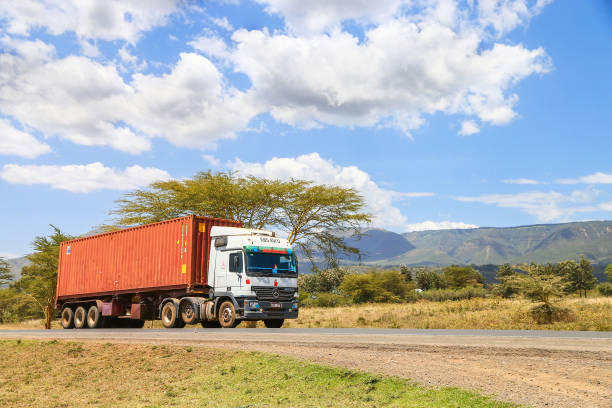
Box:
340, 270, 411, 303
17, 226, 74, 329
605, 263, 612, 282
112, 171, 371, 268
441, 266, 484, 289
400, 265, 412, 282
557, 256, 597, 298
0, 257, 12, 287
496, 263, 519, 298
414, 268, 445, 291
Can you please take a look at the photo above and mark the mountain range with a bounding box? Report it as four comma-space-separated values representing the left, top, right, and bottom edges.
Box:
346, 220, 612, 266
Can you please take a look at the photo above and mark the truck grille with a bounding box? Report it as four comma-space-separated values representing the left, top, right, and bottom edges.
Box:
252, 286, 296, 301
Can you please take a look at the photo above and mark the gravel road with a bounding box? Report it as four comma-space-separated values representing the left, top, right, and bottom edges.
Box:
2, 328, 611, 408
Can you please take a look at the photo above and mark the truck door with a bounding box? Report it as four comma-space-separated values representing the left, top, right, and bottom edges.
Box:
227, 251, 244, 290
214, 250, 227, 290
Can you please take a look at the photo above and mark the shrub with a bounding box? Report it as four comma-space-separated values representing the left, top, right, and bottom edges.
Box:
418, 287, 488, 302
298, 268, 347, 293
530, 304, 574, 324
340, 270, 413, 303
414, 269, 445, 290
299, 291, 351, 307
597, 283, 612, 297
441, 265, 484, 289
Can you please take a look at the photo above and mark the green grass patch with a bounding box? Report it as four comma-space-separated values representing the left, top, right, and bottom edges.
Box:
0, 340, 517, 408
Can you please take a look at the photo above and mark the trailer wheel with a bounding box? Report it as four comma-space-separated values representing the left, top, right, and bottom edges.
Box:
86, 305, 101, 328
218, 301, 236, 328
61, 307, 74, 329
161, 302, 185, 328
263, 319, 284, 328
74, 306, 87, 329
180, 300, 198, 325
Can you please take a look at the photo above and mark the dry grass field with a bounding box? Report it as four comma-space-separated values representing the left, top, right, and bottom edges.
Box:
2, 297, 610, 331
283, 297, 612, 331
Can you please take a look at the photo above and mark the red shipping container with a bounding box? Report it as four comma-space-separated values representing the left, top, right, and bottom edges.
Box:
56, 216, 241, 300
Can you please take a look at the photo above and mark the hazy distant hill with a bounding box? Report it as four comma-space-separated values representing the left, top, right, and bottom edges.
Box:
2, 256, 29, 284
346, 221, 612, 267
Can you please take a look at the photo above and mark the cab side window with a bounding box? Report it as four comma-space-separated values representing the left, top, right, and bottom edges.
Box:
229, 252, 243, 273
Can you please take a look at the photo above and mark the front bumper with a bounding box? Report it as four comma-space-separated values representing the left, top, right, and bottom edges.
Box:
241, 299, 299, 320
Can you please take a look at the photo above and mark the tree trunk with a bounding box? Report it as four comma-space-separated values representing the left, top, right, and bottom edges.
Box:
44, 305, 52, 329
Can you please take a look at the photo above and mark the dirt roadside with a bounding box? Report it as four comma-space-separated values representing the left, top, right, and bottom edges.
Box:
2, 331, 610, 408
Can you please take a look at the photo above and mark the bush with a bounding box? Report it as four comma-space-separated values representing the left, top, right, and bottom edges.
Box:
418, 287, 488, 302
529, 304, 574, 324
340, 270, 413, 304
299, 291, 351, 307
597, 283, 612, 297
441, 265, 485, 289
414, 269, 445, 290
298, 268, 347, 293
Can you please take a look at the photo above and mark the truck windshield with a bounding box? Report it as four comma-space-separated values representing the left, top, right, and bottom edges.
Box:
245, 252, 297, 277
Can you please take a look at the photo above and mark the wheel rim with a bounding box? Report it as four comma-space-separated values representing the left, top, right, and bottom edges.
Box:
75, 309, 85, 327
184, 304, 194, 320
87, 308, 97, 327
62, 309, 71, 326
222, 306, 233, 323
163, 305, 174, 325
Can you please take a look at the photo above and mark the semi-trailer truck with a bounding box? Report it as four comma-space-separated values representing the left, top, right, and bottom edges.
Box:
55, 215, 299, 329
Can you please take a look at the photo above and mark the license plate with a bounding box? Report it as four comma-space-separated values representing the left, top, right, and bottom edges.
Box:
270, 303, 282, 308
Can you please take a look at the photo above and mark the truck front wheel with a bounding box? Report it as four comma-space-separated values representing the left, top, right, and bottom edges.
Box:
61, 307, 74, 329
263, 319, 284, 328
218, 301, 236, 328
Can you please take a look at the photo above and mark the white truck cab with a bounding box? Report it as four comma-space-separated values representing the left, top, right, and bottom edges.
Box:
207, 226, 299, 327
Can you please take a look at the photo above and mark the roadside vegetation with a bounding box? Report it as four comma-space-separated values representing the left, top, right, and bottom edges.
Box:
1, 170, 610, 331
0, 340, 517, 408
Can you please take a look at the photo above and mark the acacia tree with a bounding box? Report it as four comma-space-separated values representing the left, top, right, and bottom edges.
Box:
509, 263, 567, 323
112, 171, 371, 268
17, 226, 73, 329
606, 263, 612, 282
0, 257, 12, 287
558, 256, 597, 298
441, 265, 484, 289
496, 263, 519, 298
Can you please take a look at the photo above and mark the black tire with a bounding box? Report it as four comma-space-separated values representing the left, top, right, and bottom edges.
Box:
218, 301, 236, 328
74, 306, 87, 329
161, 302, 184, 328
200, 320, 221, 328
181, 300, 198, 325
263, 319, 284, 328
61, 307, 74, 329
86, 305, 101, 328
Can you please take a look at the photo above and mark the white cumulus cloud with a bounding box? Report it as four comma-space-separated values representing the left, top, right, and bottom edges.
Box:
0, 0, 180, 43
0, 119, 51, 159
503, 178, 542, 185
0, 48, 257, 153
459, 120, 480, 136
557, 172, 612, 185
405, 221, 478, 232
231, 5, 551, 135
228, 152, 436, 232
0, 162, 171, 193
455, 189, 599, 222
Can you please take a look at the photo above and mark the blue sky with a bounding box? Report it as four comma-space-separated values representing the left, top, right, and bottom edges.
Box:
1, 0, 611, 257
